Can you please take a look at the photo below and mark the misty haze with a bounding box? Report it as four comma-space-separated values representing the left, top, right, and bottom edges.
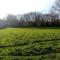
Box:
0, 0, 60, 60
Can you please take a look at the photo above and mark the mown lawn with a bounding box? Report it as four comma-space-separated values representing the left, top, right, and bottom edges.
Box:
0, 27, 60, 60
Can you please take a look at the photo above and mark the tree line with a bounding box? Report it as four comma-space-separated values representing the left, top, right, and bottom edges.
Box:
0, 0, 60, 28
0, 12, 60, 28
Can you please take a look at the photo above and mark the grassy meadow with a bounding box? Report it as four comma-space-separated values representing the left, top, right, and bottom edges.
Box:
0, 27, 60, 60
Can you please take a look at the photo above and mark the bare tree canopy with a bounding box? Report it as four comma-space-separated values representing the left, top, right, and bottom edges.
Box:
51, 0, 60, 15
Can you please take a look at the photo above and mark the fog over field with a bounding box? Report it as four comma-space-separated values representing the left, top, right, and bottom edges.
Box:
0, 0, 60, 60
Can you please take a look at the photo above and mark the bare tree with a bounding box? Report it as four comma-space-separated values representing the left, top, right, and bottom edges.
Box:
50, 0, 60, 26
51, 0, 60, 15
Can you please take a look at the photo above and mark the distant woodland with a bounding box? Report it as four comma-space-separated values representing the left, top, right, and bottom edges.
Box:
0, 0, 60, 28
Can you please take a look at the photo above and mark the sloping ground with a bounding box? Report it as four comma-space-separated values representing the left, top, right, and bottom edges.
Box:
0, 27, 60, 60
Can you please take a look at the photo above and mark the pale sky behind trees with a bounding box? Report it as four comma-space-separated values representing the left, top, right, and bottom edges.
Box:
0, 0, 55, 18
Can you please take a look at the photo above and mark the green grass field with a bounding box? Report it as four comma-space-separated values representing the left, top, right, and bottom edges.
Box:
0, 27, 60, 60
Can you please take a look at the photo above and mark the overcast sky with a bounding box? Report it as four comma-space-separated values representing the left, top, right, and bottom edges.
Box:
0, 0, 55, 18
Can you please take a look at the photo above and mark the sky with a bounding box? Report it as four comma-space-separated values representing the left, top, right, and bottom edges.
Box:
0, 0, 55, 18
